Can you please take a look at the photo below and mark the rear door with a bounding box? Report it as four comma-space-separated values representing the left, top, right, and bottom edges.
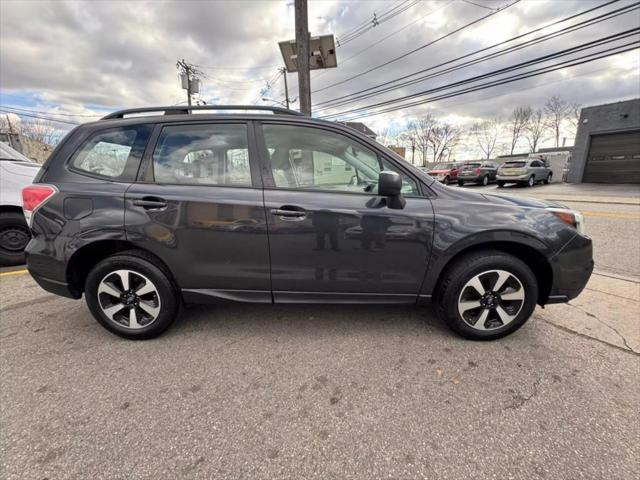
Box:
125, 121, 271, 303
256, 122, 434, 303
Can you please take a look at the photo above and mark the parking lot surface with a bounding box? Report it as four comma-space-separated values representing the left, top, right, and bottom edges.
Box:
1, 270, 639, 480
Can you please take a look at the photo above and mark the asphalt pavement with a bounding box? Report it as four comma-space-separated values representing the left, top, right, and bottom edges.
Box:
1, 182, 639, 479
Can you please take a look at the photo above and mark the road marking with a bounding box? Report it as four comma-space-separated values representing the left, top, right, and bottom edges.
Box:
0, 269, 28, 277
582, 210, 640, 220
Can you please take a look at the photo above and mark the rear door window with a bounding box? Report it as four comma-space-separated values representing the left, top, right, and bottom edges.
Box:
70, 125, 151, 180
152, 123, 252, 186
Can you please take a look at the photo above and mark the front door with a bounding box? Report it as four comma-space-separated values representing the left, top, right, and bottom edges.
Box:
125, 121, 271, 302
257, 122, 434, 303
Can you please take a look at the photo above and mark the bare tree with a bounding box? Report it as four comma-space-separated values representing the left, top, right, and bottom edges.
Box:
472, 119, 500, 159
20, 119, 59, 146
429, 123, 461, 162
524, 108, 547, 152
409, 115, 438, 166
544, 95, 570, 147
508, 105, 532, 154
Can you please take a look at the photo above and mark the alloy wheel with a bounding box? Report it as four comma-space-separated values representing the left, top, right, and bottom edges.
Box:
97, 269, 161, 329
457, 269, 525, 331
528, 176, 534, 187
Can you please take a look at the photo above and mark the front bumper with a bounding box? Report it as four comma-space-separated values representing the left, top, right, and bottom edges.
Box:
546, 233, 593, 304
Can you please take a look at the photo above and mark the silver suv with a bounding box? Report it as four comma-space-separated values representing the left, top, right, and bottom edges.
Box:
497, 159, 553, 187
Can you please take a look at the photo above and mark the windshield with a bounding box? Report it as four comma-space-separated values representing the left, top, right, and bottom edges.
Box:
462, 163, 481, 168
503, 162, 526, 168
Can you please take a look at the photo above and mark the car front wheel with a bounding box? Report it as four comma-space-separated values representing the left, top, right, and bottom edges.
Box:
543, 173, 552, 184
527, 176, 535, 187
481, 175, 489, 186
435, 250, 538, 340
85, 251, 179, 339
457, 180, 464, 186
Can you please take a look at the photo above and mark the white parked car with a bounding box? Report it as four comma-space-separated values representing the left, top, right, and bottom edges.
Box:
0, 142, 40, 265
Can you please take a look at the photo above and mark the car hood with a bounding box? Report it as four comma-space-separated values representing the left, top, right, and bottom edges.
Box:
427, 169, 451, 174
0, 160, 41, 179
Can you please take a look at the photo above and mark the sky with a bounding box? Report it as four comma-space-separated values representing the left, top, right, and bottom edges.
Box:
0, 0, 639, 160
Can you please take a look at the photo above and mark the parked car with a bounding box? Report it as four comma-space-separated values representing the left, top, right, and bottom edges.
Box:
426, 162, 461, 184
0, 142, 40, 265
457, 161, 498, 186
497, 159, 553, 187
23, 105, 593, 341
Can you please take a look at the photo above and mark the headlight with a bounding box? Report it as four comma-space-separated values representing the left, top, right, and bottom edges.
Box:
547, 208, 585, 235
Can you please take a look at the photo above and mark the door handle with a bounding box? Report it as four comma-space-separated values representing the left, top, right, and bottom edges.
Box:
133, 197, 167, 209
270, 209, 306, 218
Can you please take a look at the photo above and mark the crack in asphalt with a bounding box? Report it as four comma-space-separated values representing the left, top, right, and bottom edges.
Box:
0, 295, 59, 313
566, 302, 638, 354
537, 314, 640, 357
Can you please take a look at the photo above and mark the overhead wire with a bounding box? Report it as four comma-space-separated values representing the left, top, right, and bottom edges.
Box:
314, 0, 636, 111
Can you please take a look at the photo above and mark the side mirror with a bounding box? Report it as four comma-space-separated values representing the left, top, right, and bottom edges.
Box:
378, 170, 402, 197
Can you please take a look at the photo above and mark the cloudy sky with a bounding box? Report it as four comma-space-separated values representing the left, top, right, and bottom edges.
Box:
1, 0, 638, 158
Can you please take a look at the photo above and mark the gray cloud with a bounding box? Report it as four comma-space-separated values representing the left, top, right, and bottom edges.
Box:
1, 0, 638, 157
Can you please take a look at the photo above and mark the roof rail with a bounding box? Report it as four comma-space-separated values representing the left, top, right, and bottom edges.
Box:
101, 105, 304, 120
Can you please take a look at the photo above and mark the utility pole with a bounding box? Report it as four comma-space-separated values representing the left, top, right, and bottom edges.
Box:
294, 0, 311, 116
177, 59, 202, 106
280, 67, 290, 109
5, 114, 15, 134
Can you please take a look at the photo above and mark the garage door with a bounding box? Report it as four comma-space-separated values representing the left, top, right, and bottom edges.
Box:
583, 131, 640, 183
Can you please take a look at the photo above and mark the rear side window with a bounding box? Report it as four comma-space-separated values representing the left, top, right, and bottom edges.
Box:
152, 124, 251, 186
71, 125, 151, 180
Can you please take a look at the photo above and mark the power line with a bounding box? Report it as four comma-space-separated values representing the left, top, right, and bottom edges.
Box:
312, 0, 522, 94
0, 108, 80, 125
0, 105, 102, 117
322, 43, 638, 121
315, 0, 635, 110
321, 31, 638, 118
461, 0, 497, 11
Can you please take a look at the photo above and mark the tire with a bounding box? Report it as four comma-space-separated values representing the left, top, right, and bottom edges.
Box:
497, 181, 505, 188
84, 250, 180, 339
0, 211, 31, 266
435, 250, 538, 340
527, 176, 535, 187
443, 176, 450, 184
543, 173, 552, 185
481, 175, 489, 186
457, 180, 464, 186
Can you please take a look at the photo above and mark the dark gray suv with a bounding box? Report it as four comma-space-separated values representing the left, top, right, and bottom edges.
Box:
23, 106, 593, 340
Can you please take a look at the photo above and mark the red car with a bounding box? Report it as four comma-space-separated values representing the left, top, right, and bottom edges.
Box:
426, 162, 461, 184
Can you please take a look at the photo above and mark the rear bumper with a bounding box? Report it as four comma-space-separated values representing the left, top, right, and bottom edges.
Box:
29, 271, 79, 299
458, 175, 482, 182
496, 174, 529, 182
546, 233, 594, 304
25, 238, 80, 299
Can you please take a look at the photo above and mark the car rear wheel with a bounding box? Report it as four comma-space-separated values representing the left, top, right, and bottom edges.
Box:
481, 175, 489, 186
497, 181, 505, 188
543, 173, 552, 184
0, 211, 31, 266
435, 250, 538, 340
443, 176, 450, 184
85, 251, 179, 339
457, 180, 464, 186
527, 176, 535, 187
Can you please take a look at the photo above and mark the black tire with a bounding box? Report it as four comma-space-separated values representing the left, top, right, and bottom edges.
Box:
497, 181, 505, 188
0, 211, 31, 266
543, 173, 552, 185
435, 250, 538, 340
84, 250, 180, 339
527, 176, 535, 187
443, 176, 450, 184
457, 180, 464, 186
481, 175, 489, 186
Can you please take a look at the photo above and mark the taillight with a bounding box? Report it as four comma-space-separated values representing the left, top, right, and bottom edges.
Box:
475, 167, 482, 175
22, 184, 57, 227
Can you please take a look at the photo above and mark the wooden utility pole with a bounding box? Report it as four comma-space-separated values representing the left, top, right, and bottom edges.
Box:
177, 59, 193, 106
294, 0, 311, 116
280, 67, 290, 109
